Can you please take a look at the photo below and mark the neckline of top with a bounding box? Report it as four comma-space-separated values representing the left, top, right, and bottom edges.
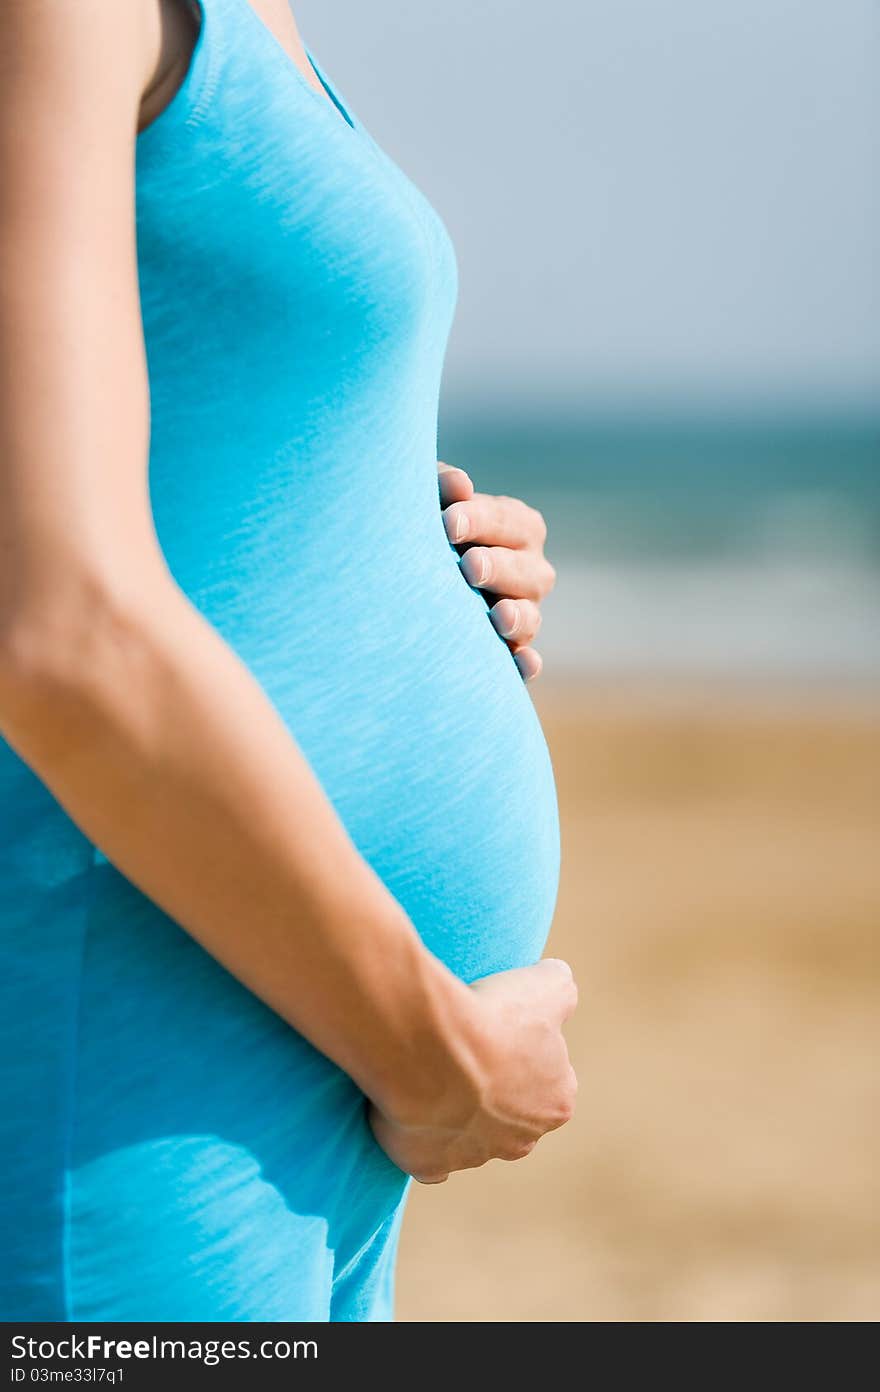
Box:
237, 0, 359, 133
137, 0, 360, 148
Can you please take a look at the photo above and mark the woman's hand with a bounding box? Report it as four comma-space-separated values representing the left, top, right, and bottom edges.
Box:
438, 461, 556, 683
368, 957, 578, 1184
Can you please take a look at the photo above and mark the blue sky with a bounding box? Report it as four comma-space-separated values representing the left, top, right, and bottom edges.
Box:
297, 1, 879, 412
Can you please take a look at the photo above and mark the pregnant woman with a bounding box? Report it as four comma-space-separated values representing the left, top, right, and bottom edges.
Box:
0, 0, 576, 1321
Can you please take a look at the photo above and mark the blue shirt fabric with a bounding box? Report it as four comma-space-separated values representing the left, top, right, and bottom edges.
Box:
0, 0, 559, 1321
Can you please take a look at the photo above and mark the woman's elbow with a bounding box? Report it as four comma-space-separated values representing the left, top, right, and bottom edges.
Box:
0, 566, 154, 723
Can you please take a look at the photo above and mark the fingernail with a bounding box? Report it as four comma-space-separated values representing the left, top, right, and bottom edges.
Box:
515, 650, 542, 683
492, 600, 520, 638
444, 507, 470, 542
461, 548, 489, 585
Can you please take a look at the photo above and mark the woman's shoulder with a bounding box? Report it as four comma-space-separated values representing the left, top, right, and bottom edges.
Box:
0, 0, 163, 136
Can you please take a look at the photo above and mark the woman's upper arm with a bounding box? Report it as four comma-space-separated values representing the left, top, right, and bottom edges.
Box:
0, 0, 162, 624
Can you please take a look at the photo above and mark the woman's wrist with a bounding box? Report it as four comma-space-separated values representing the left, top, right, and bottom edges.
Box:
344, 915, 486, 1128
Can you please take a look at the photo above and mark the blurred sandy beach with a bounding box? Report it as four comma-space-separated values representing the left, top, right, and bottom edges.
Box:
397, 681, 880, 1322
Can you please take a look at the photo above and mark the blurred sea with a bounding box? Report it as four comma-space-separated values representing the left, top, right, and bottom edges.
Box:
439, 411, 880, 687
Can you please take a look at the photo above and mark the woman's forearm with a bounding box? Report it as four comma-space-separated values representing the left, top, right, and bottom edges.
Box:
0, 563, 478, 1117
0, 0, 578, 1192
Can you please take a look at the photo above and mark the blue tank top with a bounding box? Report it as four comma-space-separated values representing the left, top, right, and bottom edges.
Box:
0, 0, 559, 1321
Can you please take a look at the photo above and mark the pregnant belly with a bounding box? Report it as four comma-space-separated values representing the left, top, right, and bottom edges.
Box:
60, 541, 558, 1295
231, 524, 561, 983
43, 499, 561, 1297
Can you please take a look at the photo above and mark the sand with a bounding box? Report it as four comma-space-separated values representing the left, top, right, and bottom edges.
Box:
396, 682, 880, 1322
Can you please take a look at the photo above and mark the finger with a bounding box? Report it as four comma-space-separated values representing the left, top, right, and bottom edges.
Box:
492, 956, 577, 1022
536, 957, 579, 1023
540, 1083, 577, 1134
559, 978, 579, 1023
541, 957, 575, 983
414, 1171, 450, 1186
499, 1138, 538, 1163
513, 647, 543, 683
460, 545, 556, 601
490, 598, 542, 645
442, 494, 547, 548
437, 461, 474, 507
468, 955, 574, 995
473, 548, 555, 601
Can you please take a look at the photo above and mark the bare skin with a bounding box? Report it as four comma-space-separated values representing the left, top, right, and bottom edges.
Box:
438, 463, 556, 682
0, 0, 576, 1184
